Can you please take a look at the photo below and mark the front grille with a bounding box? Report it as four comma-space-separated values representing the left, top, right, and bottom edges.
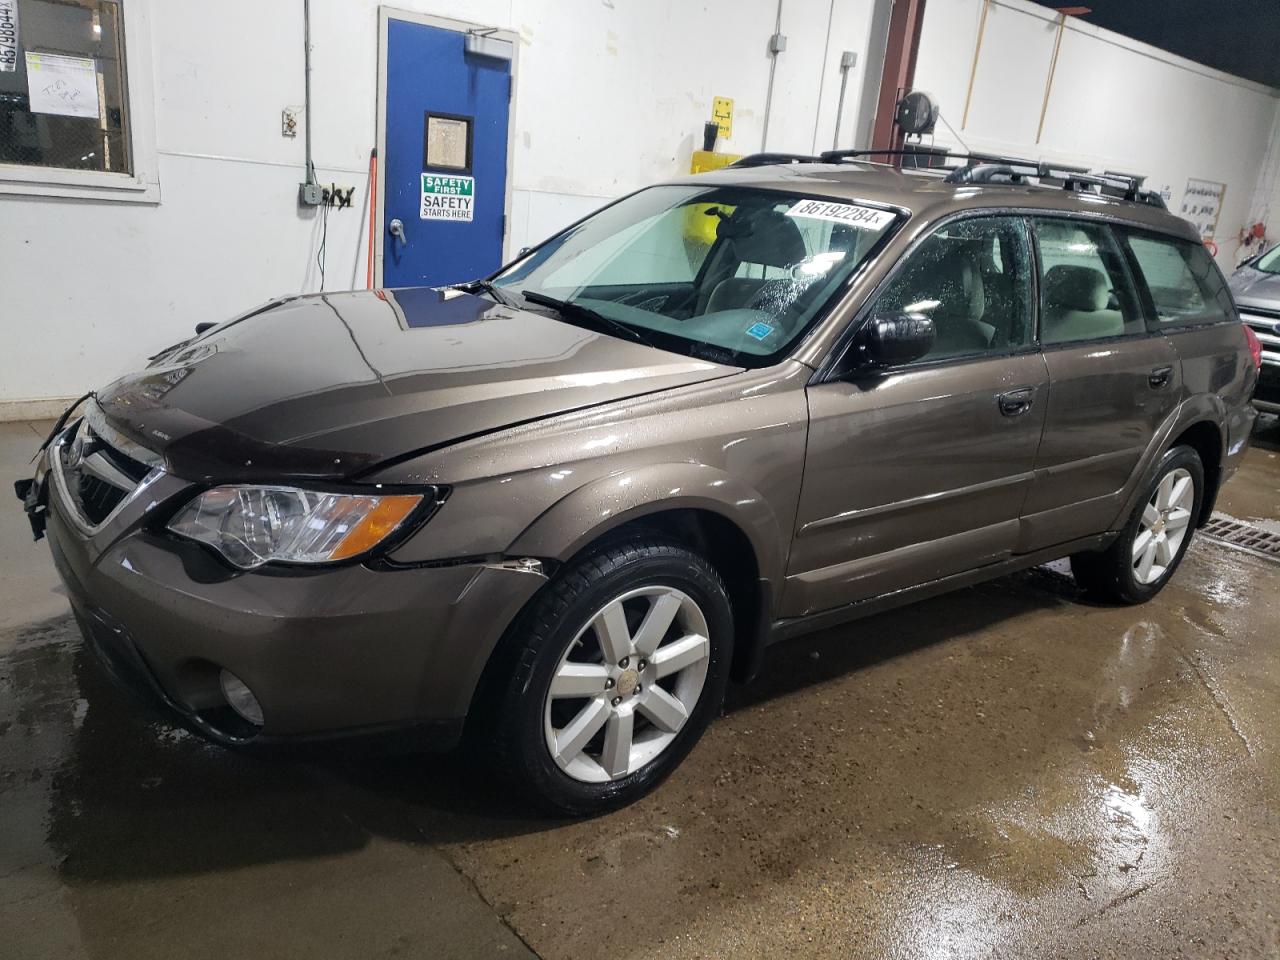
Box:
1240, 311, 1280, 362
57, 417, 154, 528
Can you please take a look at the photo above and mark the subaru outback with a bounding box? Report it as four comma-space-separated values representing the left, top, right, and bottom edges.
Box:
17, 150, 1261, 815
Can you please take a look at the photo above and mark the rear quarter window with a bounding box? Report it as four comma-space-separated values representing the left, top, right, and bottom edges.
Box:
1122, 231, 1235, 327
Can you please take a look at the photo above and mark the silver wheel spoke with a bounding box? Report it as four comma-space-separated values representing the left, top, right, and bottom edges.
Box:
1166, 507, 1192, 532
555, 698, 609, 763
1136, 540, 1158, 582
637, 685, 688, 733
632, 593, 682, 657
1142, 503, 1161, 527
593, 601, 633, 664
1155, 472, 1176, 510
1168, 475, 1192, 511
1155, 534, 1174, 566
550, 663, 610, 699
1133, 528, 1154, 560
600, 711, 634, 779
650, 633, 709, 679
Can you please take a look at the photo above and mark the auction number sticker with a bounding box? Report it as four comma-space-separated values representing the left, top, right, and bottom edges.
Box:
421, 174, 475, 221
786, 199, 895, 230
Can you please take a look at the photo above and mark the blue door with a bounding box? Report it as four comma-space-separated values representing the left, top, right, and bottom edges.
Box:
382, 18, 512, 287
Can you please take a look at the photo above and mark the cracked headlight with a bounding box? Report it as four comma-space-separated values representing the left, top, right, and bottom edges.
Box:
167, 485, 425, 569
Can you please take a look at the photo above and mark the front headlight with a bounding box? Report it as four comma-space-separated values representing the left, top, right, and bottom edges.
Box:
167, 485, 426, 569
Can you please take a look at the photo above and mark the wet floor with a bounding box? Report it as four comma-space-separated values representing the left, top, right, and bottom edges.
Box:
3, 417, 1279, 959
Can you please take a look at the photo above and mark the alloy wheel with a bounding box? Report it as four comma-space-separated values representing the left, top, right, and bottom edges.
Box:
1132, 467, 1195, 585
543, 585, 711, 784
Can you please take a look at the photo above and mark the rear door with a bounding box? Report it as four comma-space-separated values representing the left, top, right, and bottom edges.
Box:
1119, 226, 1255, 448
786, 215, 1048, 616
1019, 217, 1180, 551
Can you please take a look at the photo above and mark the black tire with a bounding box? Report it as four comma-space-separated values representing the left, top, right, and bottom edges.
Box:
1070, 444, 1204, 604
487, 538, 733, 816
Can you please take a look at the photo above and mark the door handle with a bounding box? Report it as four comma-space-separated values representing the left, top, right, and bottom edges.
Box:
1148, 365, 1173, 389
997, 387, 1035, 417
388, 218, 408, 245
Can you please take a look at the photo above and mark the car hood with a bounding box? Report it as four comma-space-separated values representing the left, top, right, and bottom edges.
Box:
93, 288, 740, 482
1229, 265, 1280, 311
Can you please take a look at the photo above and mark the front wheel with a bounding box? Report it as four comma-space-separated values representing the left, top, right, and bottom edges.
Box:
488, 539, 733, 816
1070, 444, 1204, 604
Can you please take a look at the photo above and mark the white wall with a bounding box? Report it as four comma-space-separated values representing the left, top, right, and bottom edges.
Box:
913, 0, 1280, 269
0, 0, 885, 409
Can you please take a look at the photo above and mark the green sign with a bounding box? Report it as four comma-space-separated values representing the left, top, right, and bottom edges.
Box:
420, 174, 475, 222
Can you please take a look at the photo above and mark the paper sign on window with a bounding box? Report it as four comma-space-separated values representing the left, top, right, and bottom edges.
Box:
0, 0, 18, 73
786, 199, 895, 230
25, 52, 101, 118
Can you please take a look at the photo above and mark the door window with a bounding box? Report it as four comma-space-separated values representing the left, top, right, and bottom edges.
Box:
1121, 231, 1235, 327
1033, 219, 1144, 344
870, 216, 1034, 361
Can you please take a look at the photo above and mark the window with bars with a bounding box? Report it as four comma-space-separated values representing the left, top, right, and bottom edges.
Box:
0, 0, 131, 176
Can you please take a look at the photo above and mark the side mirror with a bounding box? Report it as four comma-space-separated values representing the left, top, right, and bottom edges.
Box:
863, 312, 935, 366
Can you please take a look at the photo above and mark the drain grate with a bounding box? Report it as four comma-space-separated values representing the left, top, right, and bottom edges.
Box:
1200, 515, 1280, 562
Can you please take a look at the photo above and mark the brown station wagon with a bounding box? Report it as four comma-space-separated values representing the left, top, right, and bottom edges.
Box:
17, 150, 1262, 814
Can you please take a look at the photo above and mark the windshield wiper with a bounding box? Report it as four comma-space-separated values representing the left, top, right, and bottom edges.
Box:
520, 290, 655, 348
458, 278, 518, 308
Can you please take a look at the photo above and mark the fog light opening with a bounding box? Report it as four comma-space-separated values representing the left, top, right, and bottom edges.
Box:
219, 669, 265, 727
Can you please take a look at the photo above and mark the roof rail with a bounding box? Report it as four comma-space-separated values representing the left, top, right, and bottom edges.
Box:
731, 152, 823, 168
728, 147, 1167, 208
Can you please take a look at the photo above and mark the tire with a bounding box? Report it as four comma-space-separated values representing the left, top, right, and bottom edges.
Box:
487, 538, 733, 816
1070, 444, 1204, 604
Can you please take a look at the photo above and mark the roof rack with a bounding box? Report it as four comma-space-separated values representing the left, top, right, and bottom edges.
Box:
729, 148, 1167, 209
731, 152, 823, 168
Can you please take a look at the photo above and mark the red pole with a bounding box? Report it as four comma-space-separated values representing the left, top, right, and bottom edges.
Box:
366, 148, 378, 289
870, 0, 928, 155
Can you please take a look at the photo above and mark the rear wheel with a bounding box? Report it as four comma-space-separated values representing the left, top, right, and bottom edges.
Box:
1070, 445, 1203, 604
489, 538, 732, 815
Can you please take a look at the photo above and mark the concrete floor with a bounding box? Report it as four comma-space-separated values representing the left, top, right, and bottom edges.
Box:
2, 416, 1279, 960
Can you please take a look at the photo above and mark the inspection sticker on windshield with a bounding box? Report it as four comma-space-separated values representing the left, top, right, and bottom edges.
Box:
786, 199, 894, 230
745, 321, 776, 341
421, 174, 475, 221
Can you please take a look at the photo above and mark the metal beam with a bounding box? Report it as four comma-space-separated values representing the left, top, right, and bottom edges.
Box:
869, 0, 928, 154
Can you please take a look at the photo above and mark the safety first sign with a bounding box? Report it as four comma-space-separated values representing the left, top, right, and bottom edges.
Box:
421, 174, 475, 221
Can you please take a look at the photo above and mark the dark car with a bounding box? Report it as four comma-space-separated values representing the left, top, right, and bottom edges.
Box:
1228, 246, 1280, 413
17, 151, 1260, 814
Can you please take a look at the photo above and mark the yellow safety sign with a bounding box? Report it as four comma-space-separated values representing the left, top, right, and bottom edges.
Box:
712, 96, 733, 140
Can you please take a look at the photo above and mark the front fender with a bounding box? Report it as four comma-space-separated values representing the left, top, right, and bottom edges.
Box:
507, 461, 789, 590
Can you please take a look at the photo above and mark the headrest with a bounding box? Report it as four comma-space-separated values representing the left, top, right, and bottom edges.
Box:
1043, 264, 1109, 312
723, 209, 808, 268
931, 246, 985, 319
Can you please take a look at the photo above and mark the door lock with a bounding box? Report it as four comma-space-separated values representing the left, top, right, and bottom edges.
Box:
388, 218, 408, 245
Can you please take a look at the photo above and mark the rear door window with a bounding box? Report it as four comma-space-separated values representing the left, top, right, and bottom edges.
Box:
1032, 218, 1145, 345
1121, 231, 1235, 327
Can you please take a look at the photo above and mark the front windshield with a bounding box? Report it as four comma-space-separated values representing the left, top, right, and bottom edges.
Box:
489, 184, 900, 365
1254, 244, 1280, 274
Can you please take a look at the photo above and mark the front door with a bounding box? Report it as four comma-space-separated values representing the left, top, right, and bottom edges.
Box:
785, 215, 1048, 617
381, 14, 513, 287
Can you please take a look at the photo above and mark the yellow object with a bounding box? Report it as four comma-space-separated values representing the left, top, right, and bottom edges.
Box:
684, 147, 742, 251
712, 96, 734, 139
689, 149, 739, 175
